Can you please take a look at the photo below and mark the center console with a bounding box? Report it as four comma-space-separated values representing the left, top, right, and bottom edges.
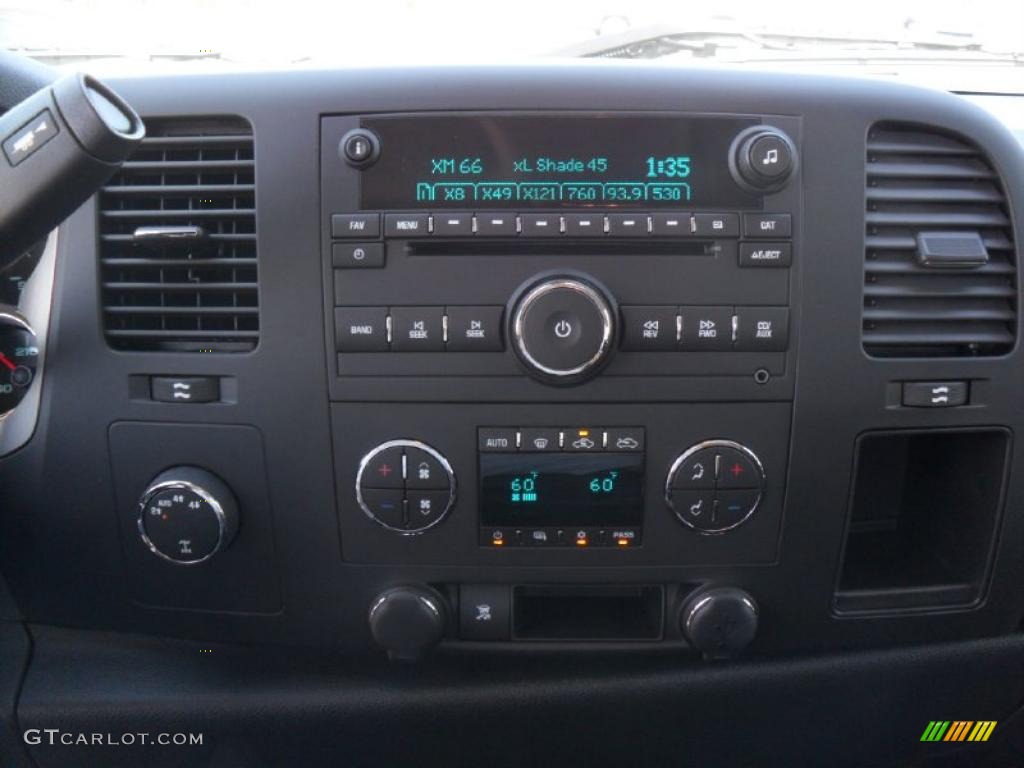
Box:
7, 66, 1023, 664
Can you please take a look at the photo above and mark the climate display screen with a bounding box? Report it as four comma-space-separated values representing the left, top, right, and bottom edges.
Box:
359, 114, 761, 209
479, 452, 644, 528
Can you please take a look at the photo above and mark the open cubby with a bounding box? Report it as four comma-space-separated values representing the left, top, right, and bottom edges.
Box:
835, 428, 1010, 614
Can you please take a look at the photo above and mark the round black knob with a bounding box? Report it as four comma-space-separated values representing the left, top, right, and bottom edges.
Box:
369, 586, 447, 661
339, 128, 380, 168
680, 586, 758, 657
730, 126, 797, 193
511, 276, 615, 384
137, 467, 239, 565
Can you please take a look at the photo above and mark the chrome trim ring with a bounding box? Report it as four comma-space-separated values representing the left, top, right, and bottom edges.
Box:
355, 439, 457, 535
137, 478, 229, 566
511, 278, 614, 379
665, 439, 766, 535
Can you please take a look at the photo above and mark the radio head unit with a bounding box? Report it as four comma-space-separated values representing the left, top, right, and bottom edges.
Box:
355, 114, 766, 210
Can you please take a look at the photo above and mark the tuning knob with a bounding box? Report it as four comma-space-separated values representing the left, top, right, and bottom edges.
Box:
510, 275, 616, 384
369, 586, 447, 661
729, 126, 798, 193
137, 467, 239, 565
680, 586, 758, 658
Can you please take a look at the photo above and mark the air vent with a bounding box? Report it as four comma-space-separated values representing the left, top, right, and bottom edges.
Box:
99, 116, 258, 352
864, 123, 1017, 357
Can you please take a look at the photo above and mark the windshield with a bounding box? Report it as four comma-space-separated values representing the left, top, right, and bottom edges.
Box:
2, 0, 1023, 92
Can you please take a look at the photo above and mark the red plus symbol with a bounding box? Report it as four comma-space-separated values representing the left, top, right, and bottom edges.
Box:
377, 464, 393, 478
730, 463, 744, 478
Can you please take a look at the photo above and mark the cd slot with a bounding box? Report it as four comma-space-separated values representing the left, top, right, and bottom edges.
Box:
406, 239, 715, 257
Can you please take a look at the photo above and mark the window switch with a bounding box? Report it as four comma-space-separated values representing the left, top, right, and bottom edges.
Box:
151, 376, 220, 403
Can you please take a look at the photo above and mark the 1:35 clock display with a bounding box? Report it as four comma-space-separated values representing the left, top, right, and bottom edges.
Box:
646, 155, 691, 178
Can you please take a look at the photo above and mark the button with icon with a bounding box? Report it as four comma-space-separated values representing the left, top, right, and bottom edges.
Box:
332, 241, 384, 268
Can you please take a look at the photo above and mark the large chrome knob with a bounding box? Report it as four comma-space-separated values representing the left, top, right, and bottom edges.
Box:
138, 467, 239, 565
680, 586, 759, 658
511, 276, 615, 384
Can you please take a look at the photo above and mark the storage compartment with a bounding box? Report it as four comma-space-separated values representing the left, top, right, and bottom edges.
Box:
835, 428, 1010, 613
513, 585, 663, 640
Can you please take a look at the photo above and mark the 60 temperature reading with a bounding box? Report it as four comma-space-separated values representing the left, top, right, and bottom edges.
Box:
589, 471, 619, 494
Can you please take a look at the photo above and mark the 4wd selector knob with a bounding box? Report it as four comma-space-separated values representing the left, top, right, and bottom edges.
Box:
511, 276, 615, 384
729, 126, 798, 193
138, 467, 239, 565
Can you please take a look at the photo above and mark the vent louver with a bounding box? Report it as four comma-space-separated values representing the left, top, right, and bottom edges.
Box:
99, 116, 258, 352
864, 123, 1016, 357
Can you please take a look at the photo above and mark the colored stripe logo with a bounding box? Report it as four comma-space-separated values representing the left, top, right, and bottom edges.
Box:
920, 721, 997, 742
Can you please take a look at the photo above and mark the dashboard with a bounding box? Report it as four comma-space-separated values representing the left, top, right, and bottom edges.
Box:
1, 63, 1024, 765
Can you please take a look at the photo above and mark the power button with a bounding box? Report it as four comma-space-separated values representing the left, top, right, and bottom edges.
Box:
511, 277, 615, 384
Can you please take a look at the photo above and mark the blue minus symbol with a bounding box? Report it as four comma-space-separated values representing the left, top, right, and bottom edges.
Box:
728, 505, 742, 513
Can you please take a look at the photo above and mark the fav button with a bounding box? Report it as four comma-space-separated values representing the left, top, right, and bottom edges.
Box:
331, 213, 380, 239
520, 214, 561, 236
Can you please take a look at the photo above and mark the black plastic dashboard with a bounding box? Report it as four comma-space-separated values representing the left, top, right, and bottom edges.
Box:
1, 63, 1024, 765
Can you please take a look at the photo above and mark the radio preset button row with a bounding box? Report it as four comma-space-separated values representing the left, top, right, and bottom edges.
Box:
619, 306, 789, 352
336, 306, 504, 353
333, 210, 780, 239
478, 427, 644, 453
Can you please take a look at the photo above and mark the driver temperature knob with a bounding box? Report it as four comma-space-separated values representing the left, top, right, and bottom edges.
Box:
510, 275, 616, 384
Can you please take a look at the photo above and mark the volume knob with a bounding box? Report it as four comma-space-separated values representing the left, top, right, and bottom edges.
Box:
510, 276, 616, 384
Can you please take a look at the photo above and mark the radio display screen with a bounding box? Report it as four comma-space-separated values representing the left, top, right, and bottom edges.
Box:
479, 452, 644, 528
358, 114, 762, 210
